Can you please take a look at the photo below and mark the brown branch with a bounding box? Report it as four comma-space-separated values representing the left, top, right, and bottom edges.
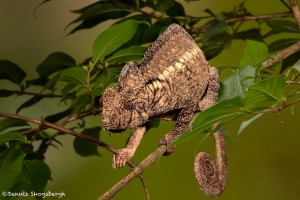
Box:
260, 41, 300, 71
98, 145, 167, 200
189, 11, 293, 33
21, 108, 102, 135
287, 80, 300, 84
0, 111, 150, 199
289, 0, 300, 29
224, 11, 293, 23
0, 112, 112, 149
248, 97, 300, 115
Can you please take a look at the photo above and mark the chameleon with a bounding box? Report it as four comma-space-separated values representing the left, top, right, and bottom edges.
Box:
102, 24, 227, 197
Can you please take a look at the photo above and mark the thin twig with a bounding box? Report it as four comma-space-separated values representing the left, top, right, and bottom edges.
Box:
0, 111, 150, 199
224, 11, 293, 23
289, 0, 300, 29
260, 41, 300, 71
0, 112, 110, 148
21, 108, 101, 135
189, 11, 293, 33
86, 66, 93, 104
246, 97, 300, 115
287, 80, 300, 84
98, 145, 167, 200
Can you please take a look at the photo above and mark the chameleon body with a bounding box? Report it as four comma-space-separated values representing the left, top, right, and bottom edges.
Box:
102, 24, 227, 197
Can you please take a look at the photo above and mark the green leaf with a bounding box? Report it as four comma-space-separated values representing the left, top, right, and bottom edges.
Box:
141, 22, 166, 43
106, 46, 147, 64
0, 89, 15, 97
0, 60, 26, 85
36, 52, 76, 78
295, 62, 300, 72
22, 160, 51, 194
41, 71, 62, 92
203, 21, 230, 42
114, 14, 152, 25
92, 20, 149, 62
264, 19, 299, 35
73, 127, 100, 157
234, 28, 263, 42
72, 94, 90, 114
17, 95, 44, 114
243, 76, 286, 110
70, 10, 131, 34
201, 40, 224, 59
26, 77, 49, 87
67, 1, 132, 34
172, 97, 244, 145
0, 118, 29, 133
269, 38, 300, 52
282, 51, 300, 71
166, 1, 185, 16
61, 83, 77, 101
238, 113, 264, 135
0, 144, 24, 192
240, 40, 269, 68
0, 132, 27, 144
95, 67, 122, 90
219, 66, 255, 101
155, 0, 175, 13
60, 67, 87, 85
44, 108, 73, 123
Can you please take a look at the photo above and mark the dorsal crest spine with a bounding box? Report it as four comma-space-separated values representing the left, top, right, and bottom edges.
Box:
141, 24, 194, 68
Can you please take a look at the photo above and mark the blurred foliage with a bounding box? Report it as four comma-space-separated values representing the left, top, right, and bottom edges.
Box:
0, 0, 300, 198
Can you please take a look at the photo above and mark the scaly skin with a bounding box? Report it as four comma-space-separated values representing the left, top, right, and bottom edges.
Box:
102, 24, 227, 197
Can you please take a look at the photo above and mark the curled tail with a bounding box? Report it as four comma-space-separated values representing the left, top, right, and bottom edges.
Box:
194, 128, 227, 197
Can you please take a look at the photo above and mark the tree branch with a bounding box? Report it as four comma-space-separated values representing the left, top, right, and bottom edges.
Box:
21, 107, 101, 135
260, 41, 300, 71
98, 145, 167, 200
289, 0, 300, 29
0, 111, 150, 199
0, 112, 111, 150
189, 11, 293, 33
224, 11, 293, 23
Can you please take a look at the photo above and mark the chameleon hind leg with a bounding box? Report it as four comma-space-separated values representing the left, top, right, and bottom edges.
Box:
158, 67, 220, 155
158, 105, 197, 155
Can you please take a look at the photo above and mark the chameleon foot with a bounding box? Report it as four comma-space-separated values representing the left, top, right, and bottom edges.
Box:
159, 136, 176, 155
112, 149, 133, 169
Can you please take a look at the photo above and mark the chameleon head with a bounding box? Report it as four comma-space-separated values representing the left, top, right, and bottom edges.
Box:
102, 86, 146, 132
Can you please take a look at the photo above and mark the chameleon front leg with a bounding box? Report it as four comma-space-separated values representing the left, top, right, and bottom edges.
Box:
112, 126, 146, 169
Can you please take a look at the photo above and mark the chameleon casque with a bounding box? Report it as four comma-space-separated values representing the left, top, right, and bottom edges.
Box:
102, 24, 227, 197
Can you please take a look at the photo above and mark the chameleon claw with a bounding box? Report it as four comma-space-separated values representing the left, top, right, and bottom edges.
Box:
158, 136, 176, 156
112, 149, 133, 169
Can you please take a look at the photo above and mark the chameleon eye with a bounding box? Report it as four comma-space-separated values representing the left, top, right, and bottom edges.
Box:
115, 85, 121, 92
